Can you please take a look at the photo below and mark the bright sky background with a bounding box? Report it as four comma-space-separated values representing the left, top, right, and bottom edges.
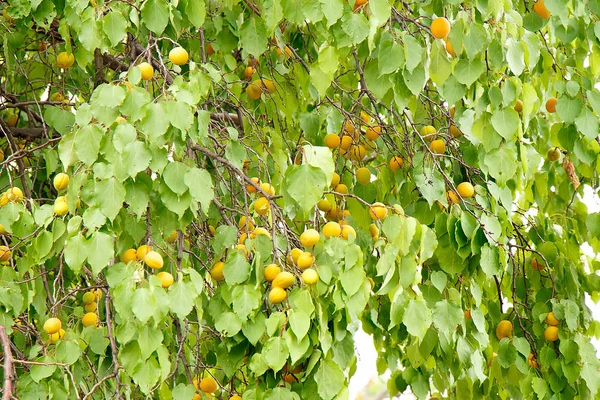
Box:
349, 185, 600, 399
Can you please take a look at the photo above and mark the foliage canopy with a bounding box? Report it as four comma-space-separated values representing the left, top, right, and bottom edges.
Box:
0, 0, 600, 399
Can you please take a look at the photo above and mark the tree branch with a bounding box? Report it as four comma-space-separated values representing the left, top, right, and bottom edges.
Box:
0, 325, 14, 400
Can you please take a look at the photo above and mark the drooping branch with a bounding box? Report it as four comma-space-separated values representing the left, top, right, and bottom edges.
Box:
0, 325, 14, 400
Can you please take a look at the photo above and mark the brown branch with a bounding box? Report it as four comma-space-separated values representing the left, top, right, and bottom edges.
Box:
0, 325, 14, 400
104, 291, 122, 399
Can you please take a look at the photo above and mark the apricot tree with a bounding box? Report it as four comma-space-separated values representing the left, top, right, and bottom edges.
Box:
0, 0, 599, 399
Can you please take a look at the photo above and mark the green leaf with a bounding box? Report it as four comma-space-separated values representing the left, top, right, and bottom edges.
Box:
506, 38, 525, 76
559, 339, 579, 364
557, 96, 583, 123
463, 24, 488, 60
532, 377, 548, 399
453, 58, 485, 87
92, 84, 127, 108
131, 356, 161, 394
402, 298, 432, 341
169, 282, 196, 319
431, 271, 447, 292
288, 309, 310, 339
378, 34, 404, 75
185, 0, 205, 28
404, 35, 423, 73
75, 125, 104, 166
223, 251, 251, 285
30, 356, 57, 382
282, 165, 327, 217
103, 12, 128, 47
432, 300, 463, 339
581, 362, 600, 396
138, 325, 163, 360
240, 17, 268, 57
320, 0, 343, 27
90, 328, 110, 355
315, 359, 345, 400
123, 141, 152, 178
163, 162, 190, 196
132, 288, 156, 324
232, 285, 261, 322
94, 178, 126, 221
184, 168, 214, 215
497, 339, 517, 368
166, 101, 193, 132
64, 234, 87, 273
491, 108, 520, 140
215, 312, 243, 337
55, 340, 81, 365
575, 107, 599, 139
429, 41, 452, 86
485, 146, 517, 186
141, 0, 169, 35
86, 231, 114, 275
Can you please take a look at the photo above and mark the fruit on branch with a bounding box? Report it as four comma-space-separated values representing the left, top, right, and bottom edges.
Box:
544, 326, 559, 341
353, 0, 367, 12
83, 292, 95, 304
166, 231, 178, 244
366, 125, 381, 140
157, 271, 174, 288
334, 183, 348, 194
276, 46, 293, 58
43, 317, 62, 334
546, 312, 559, 326
369, 203, 388, 221
6, 187, 23, 203
450, 125, 462, 138
389, 156, 404, 172
254, 197, 270, 215
445, 39, 455, 56
464, 309, 471, 319
456, 182, 474, 199
206, 43, 215, 55
269, 287, 287, 304
527, 353, 538, 369
533, 0, 551, 19
547, 147, 561, 162
488, 352, 497, 367
53, 173, 70, 191
57, 52, 75, 69
296, 252, 314, 270
514, 99, 523, 113
49, 328, 66, 344
322, 222, 342, 238
420, 125, 437, 141
136, 245, 152, 260
496, 320, 512, 340
168, 47, 189, 65
54, 199, 68, 216
430, 139, 446, 154
251, 227, 270, 238
260, 79, 276, 94
0, 245, 12, 261
546, 97, 557, 113
138, 62, 154, 80
331, 172, 340, 188
532, 258, 545, 270
85, 302, 97, 312
288, 248, 302, 266
198, 376, 218, 393
246, 177, 260, 193
144, 251, 164, 269
324, 134, 341, 149
6, 114, 17, 127
340, 135, 353, 151
121, 249, 137, 264
51, 92, 65, 102
264, 264, 281, 281
210, 261, 225, 281
300, 229, 320, 247
259, 182, 275, 196
246, 82, 262, 99
302, 269, 318, 285
82, 312, 98, 328
431, 17, 451, 39
272, 271, 295, 289
369, 224, 379, 240
317, 199, 332, 212
341, 225, 356, 240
